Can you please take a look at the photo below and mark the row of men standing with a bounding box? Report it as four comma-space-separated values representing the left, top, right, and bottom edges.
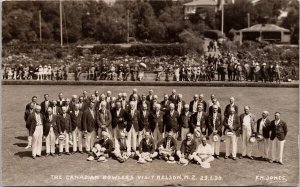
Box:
24, 89, 287, 164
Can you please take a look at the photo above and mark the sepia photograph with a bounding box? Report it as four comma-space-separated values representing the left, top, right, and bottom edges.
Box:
1, 0, 299, 186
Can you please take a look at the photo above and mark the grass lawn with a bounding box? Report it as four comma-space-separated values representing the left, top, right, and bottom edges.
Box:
2, 85, 299, 186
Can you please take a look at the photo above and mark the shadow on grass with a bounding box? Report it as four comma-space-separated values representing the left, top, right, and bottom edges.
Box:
15, 136, 27, 141
14, 151, 32, 158
13, 143, 27, 147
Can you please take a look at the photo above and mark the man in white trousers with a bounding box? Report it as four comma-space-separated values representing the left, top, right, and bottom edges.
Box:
58, 107, 72, 156
269, 112, 288, 165
223, 107, 241, 160
44, 107, 60, 156
71, 104, 84, 154
126, 101, 140, 156
256, 111, 271, 161
239, 106, 256, 160
27, 105, 45, 159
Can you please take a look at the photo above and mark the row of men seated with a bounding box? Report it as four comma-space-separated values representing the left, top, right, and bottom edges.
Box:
24, 90, 287, 165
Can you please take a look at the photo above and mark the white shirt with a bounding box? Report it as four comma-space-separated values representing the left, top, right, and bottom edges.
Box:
35, 113, 42, 125
196, 143, 213, 156
117, 109, 121, 117
177, 102, 182, 114
193, 101, 198, 112
243, 114, 251, 128
75, 110, 79, 116
275, 119, 280, 126
196, 112, 202, 126
259, 118, 266, 134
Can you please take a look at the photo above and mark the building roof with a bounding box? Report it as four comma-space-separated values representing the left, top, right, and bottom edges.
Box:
184, 0, 218, 6
239, 24, 290, 32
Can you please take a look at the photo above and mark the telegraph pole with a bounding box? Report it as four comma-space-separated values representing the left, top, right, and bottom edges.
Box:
39, 10, 42, 42
247, 13, 250, 28
60, 0, 63, 47
127, 9, 129, 43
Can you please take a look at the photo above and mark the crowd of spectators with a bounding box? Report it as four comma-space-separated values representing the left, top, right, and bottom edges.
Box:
2, 52, 294, 83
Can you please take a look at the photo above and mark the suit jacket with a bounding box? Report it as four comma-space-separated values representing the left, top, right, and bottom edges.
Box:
150, 101, 159, 112
157, 137, 177, 151
207, 113, 223, 136
190, 112, 208, 133
189, 100, 200, 113
224, 104, 239, 117
129, 94, 141, 102
78, 101, 88, 112
139, 110, 151, 131
95, 138, 114, 154
126, 109, 140, 132
120, 100, 130, 111
168, 95, 178, 104
150, 111, 165, 133
51, 106, 62, 116
43, 114, 60, 136
69, 102, 77, 113
239, 113, 256, 134
27, 113, 45, 136
164, 110, 180, 132
56, 99, 65, 108
160, 100, 171, 112
97, 109, 112, 130
180, 139, 197, 155
24, 109, 34, 129
59, 113, 72, 133
137, 100, 150, 112
111, 108, 126, 129
270, 120, 288, 141
256, 118, 271, 138
223, 114, 241, 136
179, 111, 192, 129
139, 138, 155, 154
146, 95, 154, 102
40, 100, 53, 114
70, 110, 83, 131
208, 106, 222, 116
82, 108, 98, 133
175, 100, 186, 114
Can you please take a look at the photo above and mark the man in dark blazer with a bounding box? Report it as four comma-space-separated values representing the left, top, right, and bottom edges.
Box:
44, 107, 60, 156
129, 88, 141, 102
70, 103, 84, 154
207, 105, 223, 159
56, 92, 64, 108
150, 103, 165, 146
126, 101, 140, 154
111, 102, 127, 141
69, 95, 78, 113
163, 103, 180, 139
78, 96, 88, 112
51, 100, 62, 115
208, 98, 222, 116
198, 94, 207, 113
269, 112, 287, 165
25, 96, 37, 111
121, 93, 130, 111
256, 111, 271, 161
136, 131, 158, 163
168, 89, 178, 104
176, 133, 197, 165
190, 104, 208, 141
82, 101, 98, 153
157, 131, 177, 162
96, 101, 112, 140
41, 94, 53, 115
58, 106, 72, 156
224, 97, 239, 118
24, 102, 35, 149
189, 94, 199, 114
150, 95, 159, 112
27, 105, 45, 159
160, 94, 171, 112
146, 89, 154, 102
223, 107, 241, 160
138, 103, 151, 144
175, 94, 186, 115
178, 104, 192, 141
137, 94, 150, 112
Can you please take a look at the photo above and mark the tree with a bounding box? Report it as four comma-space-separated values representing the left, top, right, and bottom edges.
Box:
281, 0, 299, 44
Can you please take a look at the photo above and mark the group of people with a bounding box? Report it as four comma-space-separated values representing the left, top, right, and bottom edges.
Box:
24, 89, 288, 167
2, 63, 69, 80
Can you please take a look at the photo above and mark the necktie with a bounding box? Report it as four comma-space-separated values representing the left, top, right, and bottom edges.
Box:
53, 107, 56, 115
166, 139, 171, 149
228, 115, 233, 127
197, 112, 201, 122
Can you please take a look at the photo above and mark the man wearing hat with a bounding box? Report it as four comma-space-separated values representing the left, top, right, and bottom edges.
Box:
269, 112, 287, 165
136, 132, 158, 163
178, 104, 191, 141
157, 131, 177, 162
113, 131, 130, 163
44, 107, 60, 156
70, 103, 84, 154
239, 106, 256, 160
58, 106, 72, 156
126, 101, 140, 155
150, 104, 165, 145
223, 107, 241, 160
256, 111, 271, 161
82, 101, 98, 153
27, 105, 45, 159
87, 131, 113, 162
193, 136, 214, 167
190, 104, 207, 142
96, 101, 112, 140
207, 105, 223, 159
176, 133, 197, 165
